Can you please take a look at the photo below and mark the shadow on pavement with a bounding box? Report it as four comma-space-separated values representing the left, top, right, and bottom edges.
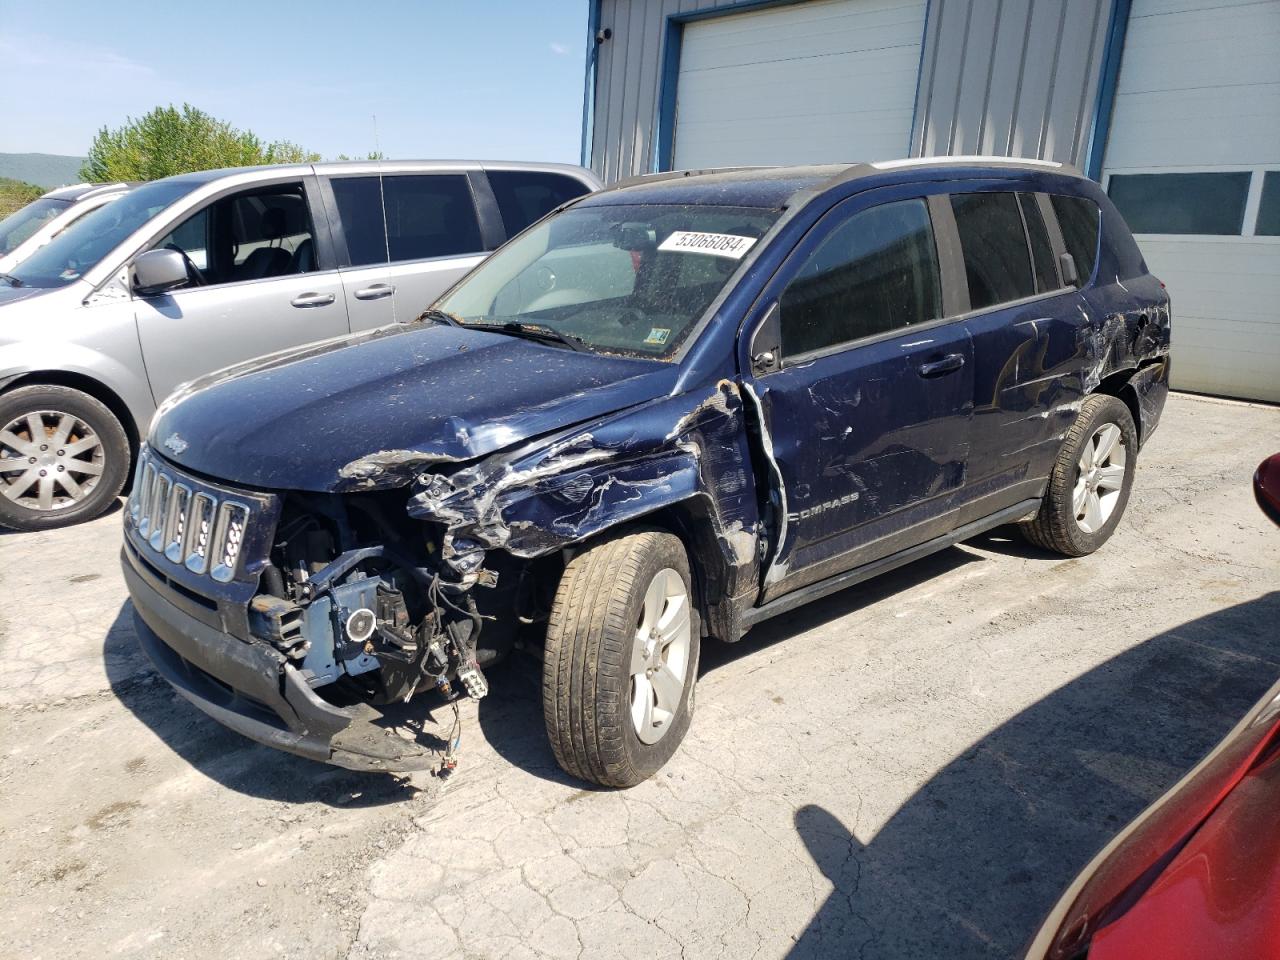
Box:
784, 591, 1280, 959
104, 601, 419, 807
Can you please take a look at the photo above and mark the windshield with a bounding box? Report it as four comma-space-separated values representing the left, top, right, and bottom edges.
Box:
435, 202, 779, 359
0, 197, 70, 255
10, 180, 200, 288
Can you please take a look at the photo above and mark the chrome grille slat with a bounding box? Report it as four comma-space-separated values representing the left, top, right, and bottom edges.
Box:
126, 449, 255, 583
186, 492, 216, 574
163, 483, 192, 562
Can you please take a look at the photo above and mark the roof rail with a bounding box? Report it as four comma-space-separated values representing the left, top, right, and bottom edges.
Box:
869, 155, 1082, 175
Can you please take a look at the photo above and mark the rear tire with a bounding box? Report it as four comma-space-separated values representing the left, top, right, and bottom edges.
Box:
542, 528, 699, 788
1020, 393, 1137, 557
0, 385, 130, 532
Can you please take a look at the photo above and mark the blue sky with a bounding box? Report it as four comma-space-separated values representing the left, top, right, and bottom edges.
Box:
0, 0, 589, 162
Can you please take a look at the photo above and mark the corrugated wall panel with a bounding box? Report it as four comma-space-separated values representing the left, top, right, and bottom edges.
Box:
911, 0, 1112, 166
589, 0, 1116, 181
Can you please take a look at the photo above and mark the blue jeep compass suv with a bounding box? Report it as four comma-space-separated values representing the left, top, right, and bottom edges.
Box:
123, 157, 1170, 787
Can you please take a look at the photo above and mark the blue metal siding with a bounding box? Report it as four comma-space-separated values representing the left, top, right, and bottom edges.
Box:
588, 0, 1117, 182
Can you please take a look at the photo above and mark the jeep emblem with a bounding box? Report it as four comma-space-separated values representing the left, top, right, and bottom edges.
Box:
163, 432, 189, 455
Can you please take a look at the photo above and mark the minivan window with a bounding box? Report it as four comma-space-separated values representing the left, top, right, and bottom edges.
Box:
951, 192, 1036, 310
151, 184, 316, 286
1049, 195, 1100, 283
10, 179, 200, 288
1019, 193, 1060, 293
0, 197, 69, 254
436, 202, 778, 359
488, 171, 591, 237
780, 198, 941, 357
330, 174, 482, 266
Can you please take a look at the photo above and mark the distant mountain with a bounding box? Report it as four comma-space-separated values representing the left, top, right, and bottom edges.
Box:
0, 153, 87, 189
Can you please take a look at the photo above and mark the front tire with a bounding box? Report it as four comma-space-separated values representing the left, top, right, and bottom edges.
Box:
0, 385, 130, 532
1020, 393, 1137, 557
543, 528, 699, 788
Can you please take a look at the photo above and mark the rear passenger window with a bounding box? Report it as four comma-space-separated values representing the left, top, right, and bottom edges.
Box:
951, 192, 1036, 310
330, 174, 482, 266
1019, 194, 1060, 293
1049, 195, 1100, 285
780, 198, 941, 357
488, 171, 591, 238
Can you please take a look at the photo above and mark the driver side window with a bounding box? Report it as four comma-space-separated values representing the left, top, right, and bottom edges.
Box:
150, 183, 317, 289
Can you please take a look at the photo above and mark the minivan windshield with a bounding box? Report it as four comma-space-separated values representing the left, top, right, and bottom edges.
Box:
435, 202, 779, 359
0, 197, 71, 255
9, 180, 200, 289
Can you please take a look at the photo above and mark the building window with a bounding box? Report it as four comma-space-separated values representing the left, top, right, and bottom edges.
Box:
1255, 172, 1280, 237
1107, 172, 1251, 236
780, 198, 941, 358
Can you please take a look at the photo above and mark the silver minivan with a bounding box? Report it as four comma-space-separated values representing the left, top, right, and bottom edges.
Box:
0, 160, 600, 530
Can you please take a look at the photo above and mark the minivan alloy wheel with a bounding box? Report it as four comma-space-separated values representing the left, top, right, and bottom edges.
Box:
1074, 423, 1126, 533
0, 410, 105, 511
630, 567, 693, 745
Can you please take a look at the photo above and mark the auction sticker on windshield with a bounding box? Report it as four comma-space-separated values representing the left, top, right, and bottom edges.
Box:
658, 231, 757, 259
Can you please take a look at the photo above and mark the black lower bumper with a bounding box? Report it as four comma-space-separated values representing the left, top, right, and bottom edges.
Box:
123, 546, 437, 772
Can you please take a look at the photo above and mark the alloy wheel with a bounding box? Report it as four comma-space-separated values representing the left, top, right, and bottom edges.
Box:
629, 567, 692, 745
1073, 422, 1126, 534
0, 410, 106, 512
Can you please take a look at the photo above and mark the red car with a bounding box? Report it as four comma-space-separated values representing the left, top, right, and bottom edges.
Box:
1025, 453, 1280, 959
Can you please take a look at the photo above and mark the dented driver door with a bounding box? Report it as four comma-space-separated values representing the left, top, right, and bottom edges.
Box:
740, 193, 974, 604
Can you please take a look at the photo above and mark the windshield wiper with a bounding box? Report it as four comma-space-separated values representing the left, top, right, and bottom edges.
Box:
0, 273, 23, 287
416, 308, 461, 326
465, 321, 590, 353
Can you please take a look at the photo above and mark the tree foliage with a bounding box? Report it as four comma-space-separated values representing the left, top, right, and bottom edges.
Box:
0, 178, 44, 218
80, 104, 321, 182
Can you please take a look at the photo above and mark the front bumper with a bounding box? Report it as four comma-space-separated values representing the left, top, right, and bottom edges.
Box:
123, 544, 437, 772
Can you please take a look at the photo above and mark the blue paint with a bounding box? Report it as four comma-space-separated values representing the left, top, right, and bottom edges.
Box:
653, 16, 684, 173
1084, 0, 1133, 181
580, 0, 602, 169
907, 0, 934, 157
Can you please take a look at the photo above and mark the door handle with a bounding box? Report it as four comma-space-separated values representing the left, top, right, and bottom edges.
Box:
291, 292, 335, 308
917, 353, 965, 377
354, 283, 396, 301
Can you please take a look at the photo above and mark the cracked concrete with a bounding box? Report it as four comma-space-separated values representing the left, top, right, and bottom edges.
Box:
1, 392, 1278, 959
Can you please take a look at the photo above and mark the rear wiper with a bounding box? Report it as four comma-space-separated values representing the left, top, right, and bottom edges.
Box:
0, 273, 23, 287
465, 320, 590, 353
416, 308, 461, 326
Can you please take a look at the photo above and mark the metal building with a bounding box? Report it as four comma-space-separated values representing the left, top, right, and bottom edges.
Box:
581, 0, 1280, 403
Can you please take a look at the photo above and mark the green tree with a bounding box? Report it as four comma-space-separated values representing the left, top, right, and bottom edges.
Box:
0, 178, 44, 218
80, 104, 320, 182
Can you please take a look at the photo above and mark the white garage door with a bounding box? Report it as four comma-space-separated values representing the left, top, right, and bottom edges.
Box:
1102, 0, 1280, 403
672, 0, 927, 169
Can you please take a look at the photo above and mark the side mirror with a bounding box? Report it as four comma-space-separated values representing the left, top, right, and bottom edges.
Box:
1059, 252, 1080, 287
133, 248, 189, 297
1255, 453, 1280, 527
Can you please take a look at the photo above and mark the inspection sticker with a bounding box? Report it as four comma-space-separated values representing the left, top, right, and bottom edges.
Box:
658, 231, 758, 259
644, 327, 671, 345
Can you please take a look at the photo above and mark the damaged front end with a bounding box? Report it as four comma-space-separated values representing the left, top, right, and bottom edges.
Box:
123, 446, 540, 773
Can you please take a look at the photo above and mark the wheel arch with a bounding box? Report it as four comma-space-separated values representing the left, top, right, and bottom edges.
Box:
0, 370, 142, 475
1091, 367, 1144, 445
